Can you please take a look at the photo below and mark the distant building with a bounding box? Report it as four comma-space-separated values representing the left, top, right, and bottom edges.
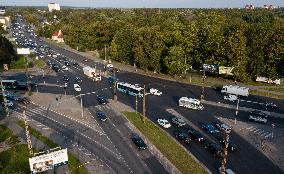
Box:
264, 5, 275, 10
0, 6, 5, 15
48, 3, 60, 12
245, 4, 255, 10
0, 16, 11, 30
52, 30, 64, 43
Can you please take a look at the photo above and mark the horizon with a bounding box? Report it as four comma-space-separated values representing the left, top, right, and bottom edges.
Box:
0, 0, 283, 8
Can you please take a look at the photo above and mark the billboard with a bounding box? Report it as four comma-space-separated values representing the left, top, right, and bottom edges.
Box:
17, 48, 30, 55
256, 77, 281, 85
29, 149, 68, 173
203, 64, 218, 74
219, 66, 234, 76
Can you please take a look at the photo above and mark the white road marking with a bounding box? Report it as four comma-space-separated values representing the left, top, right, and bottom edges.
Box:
249, 127, 257, 132
254, 129, 262, 133
265, 133, 272, 138
247, 126, 254, 130
257, 130, 265, 135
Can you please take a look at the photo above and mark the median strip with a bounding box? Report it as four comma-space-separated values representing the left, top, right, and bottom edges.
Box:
123, 112, 208, 174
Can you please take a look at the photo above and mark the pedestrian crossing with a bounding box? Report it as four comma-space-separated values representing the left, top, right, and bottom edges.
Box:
246, 125, 273, 138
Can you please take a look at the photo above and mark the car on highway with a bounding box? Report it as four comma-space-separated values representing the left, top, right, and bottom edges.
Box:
75, 77, 82, 83
74, 84, 81, 92
215, 123, 232, 133
174, 131, 191, 144
219, 139, 237, 152
218, 167, 236, 174
131, 133, 147, 150
96, 111, 107, 121
63, 75, 69, 82
171, 117, 186, 127
200, 122, 219, 134
204, 141, 223, 158
62, 66, 69, 71
265, 102, 277, 109
249, 115, 267, 124
64, 61, 70, 66
97, 96, 107, 105
185, 127, 204, 142
53, 65, 60, 72
73, 62, 79, 66
223, 94, 238, 102
149, 88, 162, 96
19, 97, 30, 105
249, 110, 269, 118
157, 118, 171, 128
2, 100, 14, 107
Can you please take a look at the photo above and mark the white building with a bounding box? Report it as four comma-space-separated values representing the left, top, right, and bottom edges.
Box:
48, 3, 60, 12
0, 16, 11, 30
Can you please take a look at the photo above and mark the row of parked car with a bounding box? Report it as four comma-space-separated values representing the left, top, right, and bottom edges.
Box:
2, 92, 30, 108
156, 116, 238, 159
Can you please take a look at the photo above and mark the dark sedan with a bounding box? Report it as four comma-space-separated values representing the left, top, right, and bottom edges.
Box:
131, 133, 147, 150
97, 96, 107, 105
96, 111, 107, 122
174, 131, 191, 144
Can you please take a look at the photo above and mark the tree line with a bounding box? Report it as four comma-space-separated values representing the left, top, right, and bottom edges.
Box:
12, 8, 284, 81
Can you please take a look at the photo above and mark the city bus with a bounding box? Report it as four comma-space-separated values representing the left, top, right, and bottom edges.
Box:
0, 80, 18, 89
116, 82, 144, 98
0, 80, 28, 90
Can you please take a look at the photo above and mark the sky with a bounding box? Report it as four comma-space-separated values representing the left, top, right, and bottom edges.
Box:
1, 0, 283, 8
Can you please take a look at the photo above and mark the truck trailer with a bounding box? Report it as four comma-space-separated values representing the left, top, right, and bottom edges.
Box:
83, 66, 101, 81
221, 85, 249, 97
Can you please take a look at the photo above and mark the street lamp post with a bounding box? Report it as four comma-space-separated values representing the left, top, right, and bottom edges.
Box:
272, 123, 275, 138
80, 94, 84, 119
135, 95, 138, 113
200, 69, 206, 100
235, 98, 239, 125
220, 129, 231, 174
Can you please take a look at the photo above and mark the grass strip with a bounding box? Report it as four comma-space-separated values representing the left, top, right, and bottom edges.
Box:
123, 112, 208, 174
0, 124, 13, 143
250, 90, 284, 100
262, 87, 284, 93
10, 55, 27, 69
0, 144, 32, 173
17, 120, 89, 174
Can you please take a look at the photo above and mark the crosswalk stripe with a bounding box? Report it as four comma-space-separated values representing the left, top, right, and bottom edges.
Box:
250, 127, 257, 131
261, 132, 270, 137
247, 126, 254, 130
257, 130, 265, 135
247, 101, 252, 103
265, 133, 272, 138
254, 129, 261, 133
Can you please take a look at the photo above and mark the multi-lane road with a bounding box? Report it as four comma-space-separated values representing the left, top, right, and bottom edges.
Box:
45, 42, 284, 174
6, 15, 284, 174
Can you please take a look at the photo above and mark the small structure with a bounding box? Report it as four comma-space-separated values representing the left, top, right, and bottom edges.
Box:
48, 3, 60, 12
0, 6, 5, 15
51, 30, 64, 43
0, 16, 10, 30
245, 4, 255, 10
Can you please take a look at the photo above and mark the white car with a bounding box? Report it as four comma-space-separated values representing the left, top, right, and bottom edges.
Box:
74, 84, 81, 92
150, 88, 162, 96
3, 100, 13, 107
62, 66, 69, 71
157, 118, 171, 128
224, 94, 237, 102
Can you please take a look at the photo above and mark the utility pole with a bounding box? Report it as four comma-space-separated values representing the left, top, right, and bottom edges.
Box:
104, 45, 107, 62
80, 94, 84, 119
0, 80, 8, 116
184, 57, 187, 75
220, 130, 230, 174
135, 95, 138, 113
235, 98, 239, 125
200, 69, 206, 100
42, 72, 45, 84
142, 85, 146, 122
23, 110, 33, 156
113, 81, 117, 101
